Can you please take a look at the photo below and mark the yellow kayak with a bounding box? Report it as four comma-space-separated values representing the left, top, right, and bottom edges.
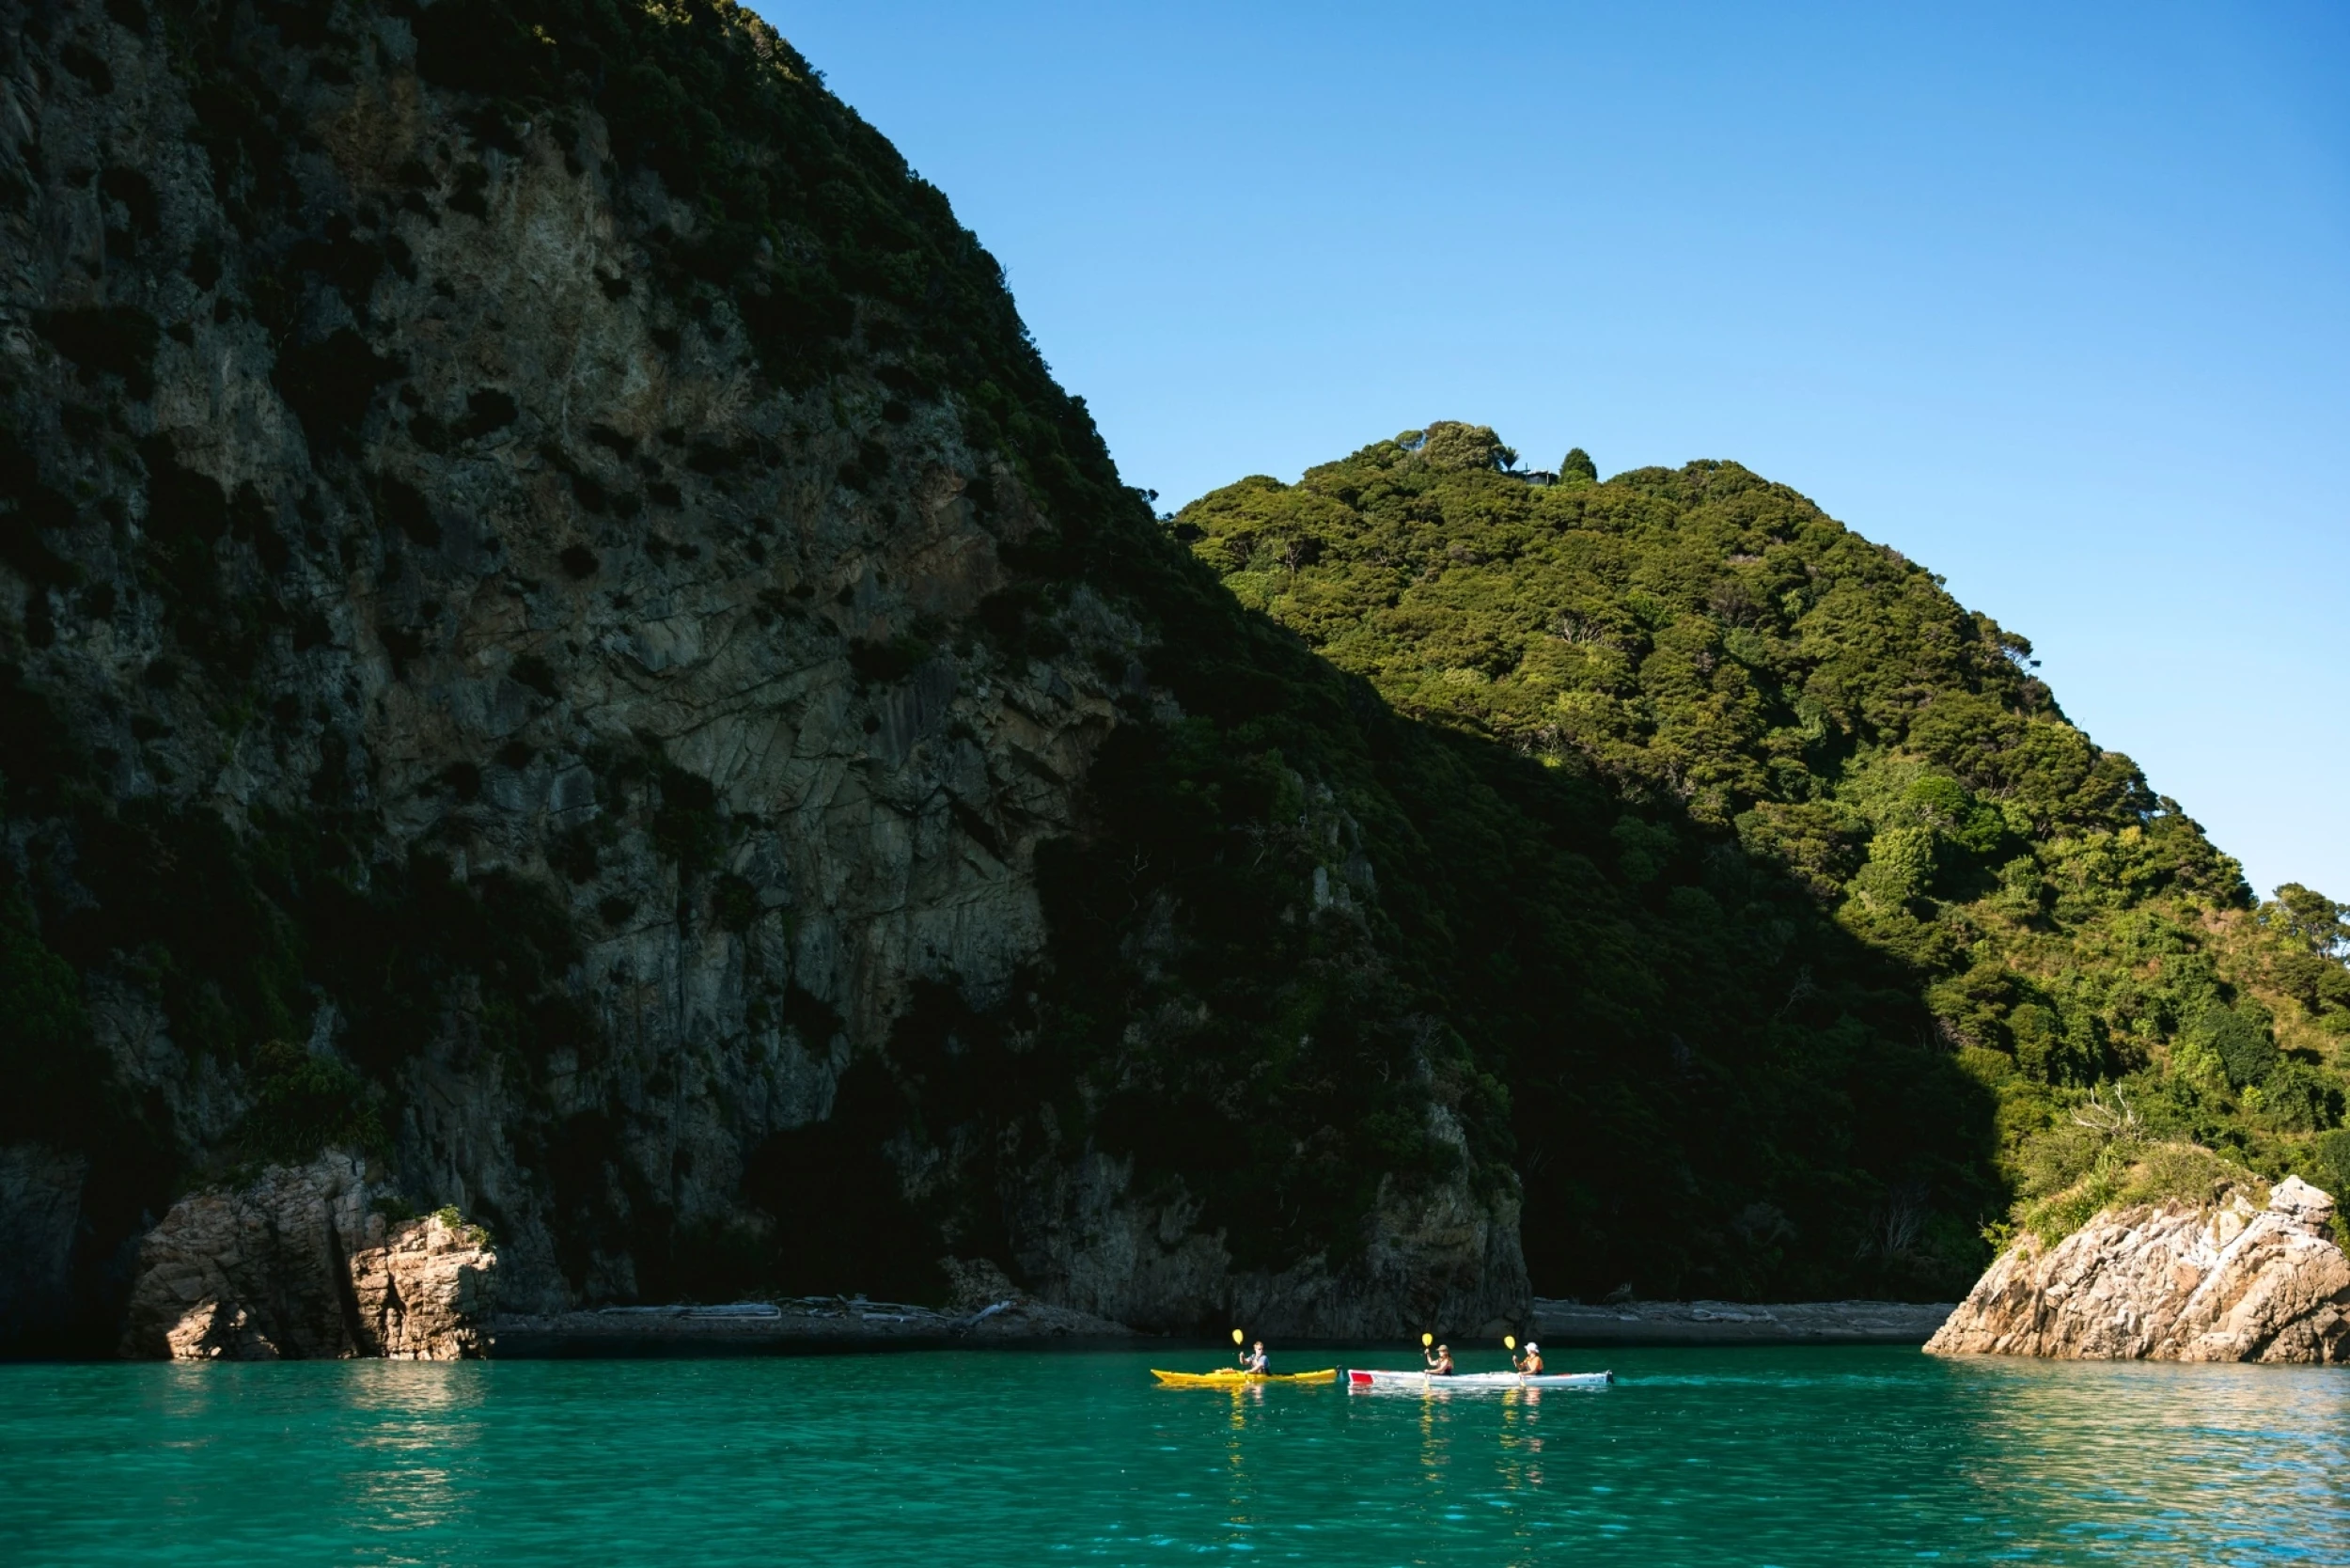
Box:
1151, 1368, 1339, 1386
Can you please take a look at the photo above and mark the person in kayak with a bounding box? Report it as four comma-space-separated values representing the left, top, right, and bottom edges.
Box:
1239, 1340, 1269, 1374
1423, 1342, 1455, 1376
1512, 1341, 1543, 1375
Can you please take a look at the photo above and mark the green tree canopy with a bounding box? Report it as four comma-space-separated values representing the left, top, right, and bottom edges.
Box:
1178, 431, 2350, 1250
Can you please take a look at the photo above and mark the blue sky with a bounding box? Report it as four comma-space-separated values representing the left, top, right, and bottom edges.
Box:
762, 1, 2348, 902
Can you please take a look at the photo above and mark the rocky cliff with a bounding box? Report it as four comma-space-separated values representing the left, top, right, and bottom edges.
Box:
1925, 1176, 2350, 1363
0, 0, 1524, 1350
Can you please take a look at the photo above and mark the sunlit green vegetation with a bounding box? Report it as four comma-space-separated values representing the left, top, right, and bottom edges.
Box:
1179, 424, 2350, 1252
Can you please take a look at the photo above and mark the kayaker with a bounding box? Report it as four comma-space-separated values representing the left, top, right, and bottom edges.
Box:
1512, 1341, 1543, 1375
1423, 1342, 1455, 1376
1240, 1340, 1269, 1374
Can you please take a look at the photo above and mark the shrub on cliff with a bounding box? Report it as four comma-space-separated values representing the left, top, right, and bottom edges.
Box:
236, 1039, 385, 1167
2002, 1090, 2263, 1245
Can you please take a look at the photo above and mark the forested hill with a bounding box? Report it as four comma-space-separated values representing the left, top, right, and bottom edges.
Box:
1178, 425, 2350, 1262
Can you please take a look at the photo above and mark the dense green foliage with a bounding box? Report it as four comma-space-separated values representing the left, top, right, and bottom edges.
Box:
1179, 425, 2350, 1254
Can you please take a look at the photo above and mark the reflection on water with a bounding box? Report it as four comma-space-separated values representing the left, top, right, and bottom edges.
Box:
341, 1363, 488, 1543
1221, 1381, 1258, 1545
1947, 1357, 2350, 1563
2, 1348, 2344, 1567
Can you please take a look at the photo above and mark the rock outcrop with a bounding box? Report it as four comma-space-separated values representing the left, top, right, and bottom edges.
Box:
121, 1154, 494, 1360
1924, 1176, 2350, 1363
349, 1208, 499, 1358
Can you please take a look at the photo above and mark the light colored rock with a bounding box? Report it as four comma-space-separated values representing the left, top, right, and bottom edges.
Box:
349, 1212, 499, 1359
121, 1155, 495, 1360
1925, 1175, 2350, 1363
122, 1156, 370, 1360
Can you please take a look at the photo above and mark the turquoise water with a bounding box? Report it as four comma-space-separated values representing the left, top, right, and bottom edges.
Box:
3, 1346, 2344, 1565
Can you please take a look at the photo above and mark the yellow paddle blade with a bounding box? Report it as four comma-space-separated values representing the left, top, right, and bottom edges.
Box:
1421, 1332, 1434, 1347
1504, 1335, 1517, 1351
1231, 1328, 1245, 1344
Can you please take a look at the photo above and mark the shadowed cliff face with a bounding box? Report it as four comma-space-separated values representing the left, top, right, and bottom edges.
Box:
0, 0, 1527, 1345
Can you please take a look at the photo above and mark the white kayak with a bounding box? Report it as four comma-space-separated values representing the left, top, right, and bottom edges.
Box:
1346, 1368, 1613, 1389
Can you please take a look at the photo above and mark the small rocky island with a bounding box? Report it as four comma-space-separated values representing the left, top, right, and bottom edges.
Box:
1926, 1175, 2350, 1363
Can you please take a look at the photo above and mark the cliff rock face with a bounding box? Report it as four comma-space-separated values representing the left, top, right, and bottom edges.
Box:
349, 1205, 498, 1358
0, 1144, 89, 1344
1924, 1177, 2350, 1363
0, 0, 1523, 1346
121, 1152, 494, 1359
